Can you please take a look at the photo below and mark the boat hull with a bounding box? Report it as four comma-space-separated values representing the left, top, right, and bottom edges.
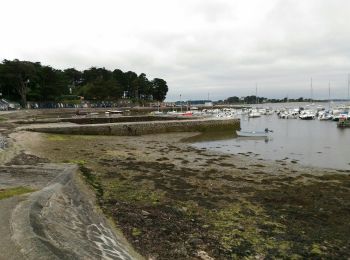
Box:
236, 130, 268, 137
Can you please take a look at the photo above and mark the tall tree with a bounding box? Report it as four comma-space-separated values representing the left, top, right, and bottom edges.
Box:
0, 59, 169, 104
0, 59, 36, 107
151, 78, 168, 102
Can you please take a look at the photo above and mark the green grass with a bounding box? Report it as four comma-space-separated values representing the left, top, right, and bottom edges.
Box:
0, 186, 35, 200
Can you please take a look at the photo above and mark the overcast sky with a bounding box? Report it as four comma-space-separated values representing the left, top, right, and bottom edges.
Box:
1, 0, 350, 101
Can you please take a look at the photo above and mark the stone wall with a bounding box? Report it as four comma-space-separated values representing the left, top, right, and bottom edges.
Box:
15, 116, 191, 125
26, 118, 240, 136
62, 115, 190, 125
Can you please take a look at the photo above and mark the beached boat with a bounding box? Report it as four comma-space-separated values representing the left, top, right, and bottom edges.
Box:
236, 130, 269, 137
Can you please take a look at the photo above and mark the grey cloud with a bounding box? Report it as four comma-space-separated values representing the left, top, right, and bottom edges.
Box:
3, 0, 350, 101
189, 0, 235, 23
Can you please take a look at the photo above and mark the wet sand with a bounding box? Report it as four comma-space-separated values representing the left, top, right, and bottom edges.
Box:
16, 130, 350, 259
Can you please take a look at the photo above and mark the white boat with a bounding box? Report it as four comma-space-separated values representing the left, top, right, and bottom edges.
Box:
150, 111, 164, 115
299, 110, 316, 120
236, 130, 269, 137
248, 109, 261, 118
105, 110, 123, 114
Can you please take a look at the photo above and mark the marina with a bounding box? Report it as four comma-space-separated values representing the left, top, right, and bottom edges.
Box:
192, 102, 350, 170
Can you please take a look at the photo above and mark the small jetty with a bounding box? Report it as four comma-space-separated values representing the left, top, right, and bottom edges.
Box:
20, 116, 240, 136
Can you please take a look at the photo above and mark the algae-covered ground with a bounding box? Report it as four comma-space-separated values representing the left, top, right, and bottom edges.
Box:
0, 186, 35, 200
18, 131, 350, 259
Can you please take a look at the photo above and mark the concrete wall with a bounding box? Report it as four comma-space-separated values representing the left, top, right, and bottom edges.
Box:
61, 116, 190, 125
26, 118, 240, 136
15, 115, 191, 125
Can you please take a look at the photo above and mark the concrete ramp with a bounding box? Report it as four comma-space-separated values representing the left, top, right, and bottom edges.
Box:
5, 164, 140, 260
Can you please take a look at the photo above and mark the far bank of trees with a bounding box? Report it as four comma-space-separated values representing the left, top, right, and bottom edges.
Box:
222, 96, 311, 104
0, 59, 168, 107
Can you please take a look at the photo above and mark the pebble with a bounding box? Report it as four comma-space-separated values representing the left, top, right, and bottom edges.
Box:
197, 250, 214, 260
141, 210, 151, 216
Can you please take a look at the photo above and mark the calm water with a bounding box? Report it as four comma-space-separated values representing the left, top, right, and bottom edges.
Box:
193, 104, 350, 170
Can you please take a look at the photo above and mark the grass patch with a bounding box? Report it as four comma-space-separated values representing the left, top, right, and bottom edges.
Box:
0, 186, 35, 200
67, 159, 87, 165
46, 134, 70, 141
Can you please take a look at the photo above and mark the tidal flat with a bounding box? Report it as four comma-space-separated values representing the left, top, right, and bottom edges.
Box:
18, 131, 350, 259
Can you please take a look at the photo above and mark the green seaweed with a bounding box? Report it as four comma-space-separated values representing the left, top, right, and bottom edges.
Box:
0, 186, 35, 200
103, 180, 164, 205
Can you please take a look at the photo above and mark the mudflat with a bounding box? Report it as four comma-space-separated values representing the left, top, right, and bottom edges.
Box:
18, 130, 350, 259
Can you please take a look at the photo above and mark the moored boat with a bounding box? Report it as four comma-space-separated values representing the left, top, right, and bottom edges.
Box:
337, 116, 350, 128
248, 109, 261, 118
236, 130, 269, 137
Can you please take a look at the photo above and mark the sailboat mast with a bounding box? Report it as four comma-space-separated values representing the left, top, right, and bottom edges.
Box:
348, 73, 350, 102
310, 77, 313, 102
328, 81, 331, 110
256, 83, 258, 104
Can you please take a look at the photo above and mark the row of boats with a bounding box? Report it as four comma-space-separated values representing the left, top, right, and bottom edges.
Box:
152, 104, 350, 122
276, 105, 350, 121
160, 104, 350, 131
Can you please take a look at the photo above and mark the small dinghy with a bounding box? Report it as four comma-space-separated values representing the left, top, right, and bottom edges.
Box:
236, 128, 272, 137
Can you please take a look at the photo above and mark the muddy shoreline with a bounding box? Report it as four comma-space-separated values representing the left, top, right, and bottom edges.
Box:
1, 109, 349, 259
13, 128, 350, 259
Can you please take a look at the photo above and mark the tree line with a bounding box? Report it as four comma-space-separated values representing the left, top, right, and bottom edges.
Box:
222, 96, 313, 104
0, 59, 168, 107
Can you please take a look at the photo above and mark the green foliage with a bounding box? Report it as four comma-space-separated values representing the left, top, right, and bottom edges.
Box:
226, 96, 240, 103
152, 78, 168, 101
0, 59, 169, 106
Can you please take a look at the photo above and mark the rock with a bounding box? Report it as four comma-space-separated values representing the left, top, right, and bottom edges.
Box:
197, 250, 214, 260
173, 244, 188, 257
141, 210, 151, 216
189, 238, 203, 246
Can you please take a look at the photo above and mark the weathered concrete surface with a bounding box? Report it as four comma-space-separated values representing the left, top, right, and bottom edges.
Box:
0, 163, 142, 260
21, 118, 240, 136
15, 115, 191, 125
0, 196, 27, 260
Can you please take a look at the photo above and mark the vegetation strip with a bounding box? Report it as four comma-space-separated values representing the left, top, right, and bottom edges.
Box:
0, 186, 35, 200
